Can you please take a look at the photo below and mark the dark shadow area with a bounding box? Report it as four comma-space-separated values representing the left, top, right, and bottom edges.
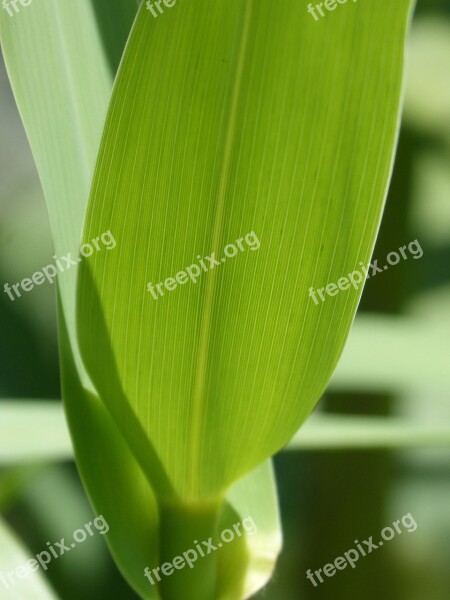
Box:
91, 0, 139, 75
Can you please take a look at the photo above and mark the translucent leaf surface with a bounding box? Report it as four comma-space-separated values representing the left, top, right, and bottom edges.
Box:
79, 0, 414, 500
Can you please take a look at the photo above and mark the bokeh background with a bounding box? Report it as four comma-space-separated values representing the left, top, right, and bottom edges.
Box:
1, 0, 449, 598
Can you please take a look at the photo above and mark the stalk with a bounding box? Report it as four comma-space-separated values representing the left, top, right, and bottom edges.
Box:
157, 499, 223, 600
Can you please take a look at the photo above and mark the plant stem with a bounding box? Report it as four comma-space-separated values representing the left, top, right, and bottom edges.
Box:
157, 499, 223, 600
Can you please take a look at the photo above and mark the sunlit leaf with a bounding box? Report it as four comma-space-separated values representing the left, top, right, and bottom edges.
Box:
0, 0, 135, 373
79, 0, 414, 502
1, 0, 415, 598
2, 0, 284, 586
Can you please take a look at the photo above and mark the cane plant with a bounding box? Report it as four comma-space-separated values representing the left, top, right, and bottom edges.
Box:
0, 0, 415, 598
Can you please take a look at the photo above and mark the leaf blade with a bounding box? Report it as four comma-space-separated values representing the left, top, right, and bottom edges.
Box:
0, 401, 72, 464
0, 0, 137, 373
287, 414, 450, 450
0, 517, 59, 599
79, 0, 414, 500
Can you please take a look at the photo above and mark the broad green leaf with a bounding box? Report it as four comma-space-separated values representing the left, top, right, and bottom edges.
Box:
2, 2, 283, 595
0, 517, 59, 599
78, 0, 414, 501
287, 414, 450, 450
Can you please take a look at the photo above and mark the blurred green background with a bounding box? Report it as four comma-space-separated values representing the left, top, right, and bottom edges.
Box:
1, 0, 449, 598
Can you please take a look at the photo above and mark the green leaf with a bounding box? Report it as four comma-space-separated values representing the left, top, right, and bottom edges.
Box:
331, 314, 450, 394
0, 0, 136, 374
0, 517, 59, 599
78, 0, 414, 502
58, 317, 161, 600
19, 465, 113, 588
404, 16, 450, 138
0, 5, 161, 598
3, 395, 448, 459
219, 461, 281, 600
287, 414, 450, 450
60, 312, 281, 599
1, 0, 414, 597
1, 2, 283, 595
0, 401, 72, 464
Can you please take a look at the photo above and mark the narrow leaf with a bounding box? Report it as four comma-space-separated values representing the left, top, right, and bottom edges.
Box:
0, 517, 59, 599
0, 401, 72, 464
331, 314, 450, 393
287, 414, 450, 450
0, 0, 136, 372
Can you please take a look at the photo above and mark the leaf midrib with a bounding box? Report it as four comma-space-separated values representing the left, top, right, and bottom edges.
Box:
189, 0, 254, 493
